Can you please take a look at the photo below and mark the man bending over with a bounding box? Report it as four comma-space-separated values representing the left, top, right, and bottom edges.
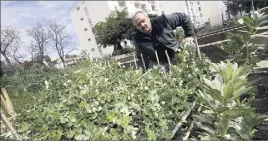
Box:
132, 11, 195, 71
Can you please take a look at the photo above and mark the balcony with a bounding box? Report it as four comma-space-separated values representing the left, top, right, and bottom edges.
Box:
118, 1, 126, 7
134, 2, 141, 9
141, 4, 147, 11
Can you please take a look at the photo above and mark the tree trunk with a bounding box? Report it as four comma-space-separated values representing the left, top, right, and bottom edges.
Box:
40, 52, 44, 64
60, 57, 65, 68
1, 53, 12, 66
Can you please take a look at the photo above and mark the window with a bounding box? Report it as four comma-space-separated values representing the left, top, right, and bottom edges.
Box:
114, 6, 118, 11
198, 7, 201, 11
91, 48, 95, 52
142, 5, 146, 11
76, 6, 80, 10
98, 46, 103, 56
200, 13, 203, 17
197, 1, 200, 5
118, 1, 126, 7
88, 18, 92, 24
88, 38, 91, 41
151, 5, 156, 11
84, 7, 88, 13
80, 17, 84, 21
84, 28, 88, 31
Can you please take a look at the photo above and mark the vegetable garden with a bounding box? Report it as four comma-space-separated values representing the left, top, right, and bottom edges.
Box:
1, 10, 268, 140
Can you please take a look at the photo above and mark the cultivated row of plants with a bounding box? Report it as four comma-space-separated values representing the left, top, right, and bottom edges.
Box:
15, 45, 266, 140
16, 47, 207, 140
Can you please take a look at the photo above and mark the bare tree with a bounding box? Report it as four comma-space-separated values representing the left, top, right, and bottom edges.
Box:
6, 40, 25, 64
26, 42, 38, 61
46, 20, 74, 67
27, 22, 50, 64
0, 26, 21, 66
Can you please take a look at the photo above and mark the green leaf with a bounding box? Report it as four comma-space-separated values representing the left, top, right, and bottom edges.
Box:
60, 116, 67, 124
66, 130, 76, 139
118, 115, 132, 127
122, 133, 132, 140
223, 108, 254, 118
203, 110, 214, 114
193, 114, 213, 126
145, 126, 157, 140
107, 111, 116, 123
74, 135, 84, 140
215, 107, 229, 113
55, 130, 62, 141
21, 122, 30, 132
110, 128, 119, 137
81, 119, 87, 127
231, 86, 252, 101
225, 62, 234, 82
223, 82, 235, 102
41, 125, 48, 132
195, 122, 215, 136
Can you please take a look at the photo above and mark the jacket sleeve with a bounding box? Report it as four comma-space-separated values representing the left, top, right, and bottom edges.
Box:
133, 37, 149, 70
165, 12, 195, 37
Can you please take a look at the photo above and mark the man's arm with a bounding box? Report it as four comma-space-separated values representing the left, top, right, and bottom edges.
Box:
165, 12, 195, 37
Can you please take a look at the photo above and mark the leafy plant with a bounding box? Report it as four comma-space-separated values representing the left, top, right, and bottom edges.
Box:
220, 11, 268, 66
16, 47, 210, 140
194, 61, 267, 140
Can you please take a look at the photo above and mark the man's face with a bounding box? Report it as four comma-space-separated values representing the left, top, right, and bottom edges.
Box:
133, 13, 152, 34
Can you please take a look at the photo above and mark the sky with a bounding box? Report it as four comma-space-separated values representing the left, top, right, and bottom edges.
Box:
1, 1, 80, 61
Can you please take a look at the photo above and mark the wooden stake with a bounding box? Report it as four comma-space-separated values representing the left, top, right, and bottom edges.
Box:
0, 109, 21, 140
171, 99, 197, 139
1, 95, 13, 117
183, 119, 195, 140
140, 53, 146, 71
155, 50, 160, 66
133, 54, 137, 69
1, 89, 15, 118
165, 50, 171, 67
107, 61, 111, 68
1, 88, 14, 112
194, 36, 202, 61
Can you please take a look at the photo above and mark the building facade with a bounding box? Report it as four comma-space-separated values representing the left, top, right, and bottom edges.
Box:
70, 1, 162, 58
159, 1, 228, 28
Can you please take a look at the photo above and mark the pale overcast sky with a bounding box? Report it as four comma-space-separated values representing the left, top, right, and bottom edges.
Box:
1, 1, 80, 60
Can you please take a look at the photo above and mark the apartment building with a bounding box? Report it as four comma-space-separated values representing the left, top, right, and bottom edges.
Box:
200, 1, 228, 27
70, 1, 162, 58
159, 1, 204, 28
159, 1, 228, 28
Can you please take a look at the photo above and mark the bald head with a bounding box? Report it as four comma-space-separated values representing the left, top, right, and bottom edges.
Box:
132, 11, 148, 23
132, 11, 152, 34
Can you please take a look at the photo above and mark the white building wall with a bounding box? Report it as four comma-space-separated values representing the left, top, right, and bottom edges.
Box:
160, 1, 226, 28
160, 1, 186, 14
159, 1, 204, 28
70, 1, 114, 58
200, 1, 224, 27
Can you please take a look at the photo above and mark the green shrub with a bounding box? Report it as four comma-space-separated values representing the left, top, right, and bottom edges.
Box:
17, 48, 208, 140
194, 61, 267, 140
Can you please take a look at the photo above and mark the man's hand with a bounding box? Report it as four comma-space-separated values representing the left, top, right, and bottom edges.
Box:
180, 37, 196, 50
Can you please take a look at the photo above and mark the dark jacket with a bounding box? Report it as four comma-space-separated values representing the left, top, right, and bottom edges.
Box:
133, 12, 195, 70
